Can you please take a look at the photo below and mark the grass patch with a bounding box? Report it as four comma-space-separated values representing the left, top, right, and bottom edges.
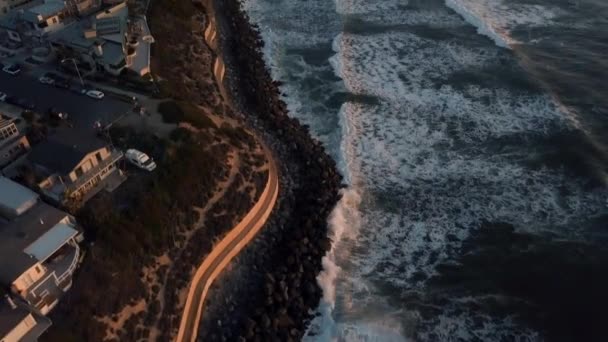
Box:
158, 100, 217, 130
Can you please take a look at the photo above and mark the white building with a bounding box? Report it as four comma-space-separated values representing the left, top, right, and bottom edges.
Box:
0, 295, 51, 342
0, 179, 83, 315
0, 176, 38, 219
48, 1, 153, 75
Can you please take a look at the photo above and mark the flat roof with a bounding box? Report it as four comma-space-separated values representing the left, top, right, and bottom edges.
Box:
0, 202, 68, 284
24, 222, 78, 261
28, 129, 107, 174
27, 0, 65, 18
0, 299, 30, 338
0, 298, 51, 341
0, 177, 39, 219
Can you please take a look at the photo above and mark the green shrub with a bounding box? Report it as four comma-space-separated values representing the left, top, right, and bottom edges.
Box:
157, 101, 217, 130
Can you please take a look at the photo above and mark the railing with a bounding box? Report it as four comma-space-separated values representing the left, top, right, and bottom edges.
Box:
65, 150, 123, 194
55, 245, 80, 284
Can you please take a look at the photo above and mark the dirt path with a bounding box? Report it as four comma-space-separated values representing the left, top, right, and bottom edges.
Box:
175, 142, 278, 342
146, 150, 241, 341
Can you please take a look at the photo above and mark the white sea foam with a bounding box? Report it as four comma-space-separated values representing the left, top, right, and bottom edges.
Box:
445, 0, 563, 48
242, 0, 608, 340
445, 0, 511, 48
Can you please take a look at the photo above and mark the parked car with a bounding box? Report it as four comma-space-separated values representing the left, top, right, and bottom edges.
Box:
2, 64, 21, 75
47, 107, 68, 120
38, 76, 55, 85
125, 149, 157, 171
85, 89, 105, 99
0, 92, 6, 102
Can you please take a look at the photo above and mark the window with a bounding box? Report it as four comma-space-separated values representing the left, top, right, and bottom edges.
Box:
22, 274, 34, 287
23, 315, 36, 328
75, 167, 84, 178
96, 152, 103, 163
35, 266, 41, 273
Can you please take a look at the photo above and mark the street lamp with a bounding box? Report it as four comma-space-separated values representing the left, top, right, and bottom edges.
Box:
61, 58, 84, 87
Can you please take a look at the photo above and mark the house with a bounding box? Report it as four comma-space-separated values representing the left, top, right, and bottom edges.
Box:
27, 129, 125, 205
0, 295, 51, 342
48, 1, 153, 76
49, 2, 126, 75
0, 179, 83, 314
0, 114, 31, 173
0, 0, 66, 45
0, 0, 34, 16
0, 176, 38, 219
21, 0, 67, 35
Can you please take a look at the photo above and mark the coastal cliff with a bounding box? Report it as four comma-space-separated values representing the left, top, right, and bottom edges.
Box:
195, 0, 343, 340
40, 0, 341, 339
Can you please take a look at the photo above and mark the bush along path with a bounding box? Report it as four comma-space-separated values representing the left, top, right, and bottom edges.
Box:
194, 0, 344, 341
175, 141, 278, 342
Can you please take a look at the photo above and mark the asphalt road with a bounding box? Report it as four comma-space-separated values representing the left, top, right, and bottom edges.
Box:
176, 144, 279, 342
0, 71, 131, 130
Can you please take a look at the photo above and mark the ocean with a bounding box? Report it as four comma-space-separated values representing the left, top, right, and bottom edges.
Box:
241, 0, 608, 340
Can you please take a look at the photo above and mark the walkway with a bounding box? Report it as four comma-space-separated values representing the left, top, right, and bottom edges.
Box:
175, 143, 279, 342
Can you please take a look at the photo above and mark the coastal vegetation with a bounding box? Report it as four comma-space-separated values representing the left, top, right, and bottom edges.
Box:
43, 0, 342, 339
42, 0, 270, 340
195, 0, 343, 340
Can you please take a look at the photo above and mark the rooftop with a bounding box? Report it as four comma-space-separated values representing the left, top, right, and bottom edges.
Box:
0, 202, 70, 284
26, 0, 65, 18
0, 298, 29, 338
28, 129, 108, 174
0, 177, 39, 219
0, 297, 51, 341
49, 2, 127, 50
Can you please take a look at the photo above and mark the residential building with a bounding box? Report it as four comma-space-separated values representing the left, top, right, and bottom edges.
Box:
27, 129, 125, 205
0, 0, 66, 45
49, 2, 124, 75
48, 1, 153, 75
0, 176, 38, 219
0, 0, 34, 16
0, 179, 83, 314
0, 114, 31, 171
0, 295, 51, 342
21, 0, 66, 34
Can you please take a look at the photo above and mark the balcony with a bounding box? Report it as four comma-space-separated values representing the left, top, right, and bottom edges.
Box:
65, 150, 123, 195
44, 243, 80, 286
24, 243, 80, 313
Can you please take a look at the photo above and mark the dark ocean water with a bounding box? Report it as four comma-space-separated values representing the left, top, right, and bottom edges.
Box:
242, 0, 608, 340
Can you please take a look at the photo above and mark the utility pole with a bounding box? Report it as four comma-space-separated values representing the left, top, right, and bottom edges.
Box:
61, 58, 85, 87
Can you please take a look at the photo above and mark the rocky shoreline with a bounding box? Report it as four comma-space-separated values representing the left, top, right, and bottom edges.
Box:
195, 0, 343, 340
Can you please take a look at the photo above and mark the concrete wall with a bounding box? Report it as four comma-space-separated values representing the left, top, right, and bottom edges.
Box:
12, 263, 46, 294
1, 313, 36, 342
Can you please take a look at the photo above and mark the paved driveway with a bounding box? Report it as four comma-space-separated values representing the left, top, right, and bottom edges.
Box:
0, 71, 131, 131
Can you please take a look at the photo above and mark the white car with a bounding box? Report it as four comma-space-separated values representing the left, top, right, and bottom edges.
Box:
0, 92, 6, 102
125, 149, 156, 171
85, 90, 104, 99
2, 64, 20, 75
38, 76, 55, 85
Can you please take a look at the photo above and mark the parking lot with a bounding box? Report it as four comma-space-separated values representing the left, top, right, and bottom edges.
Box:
0, 69, 132, 131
